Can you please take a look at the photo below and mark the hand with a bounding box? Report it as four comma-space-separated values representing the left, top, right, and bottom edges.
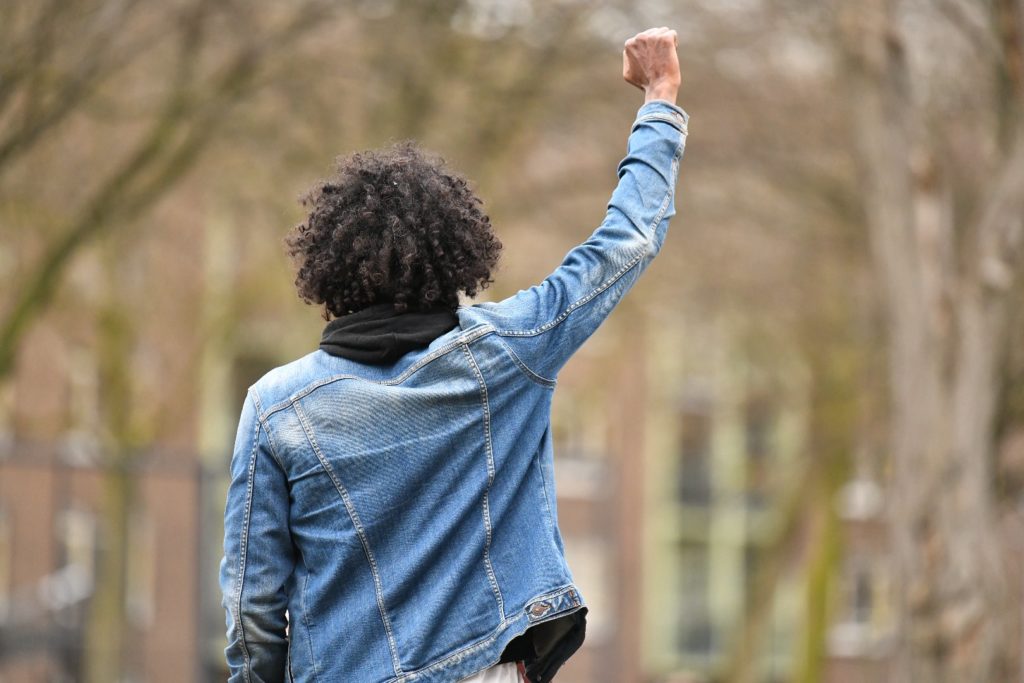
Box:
622, 27, 681, 104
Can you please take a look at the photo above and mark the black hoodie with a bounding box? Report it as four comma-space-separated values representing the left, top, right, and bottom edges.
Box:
319, 303, 459, 364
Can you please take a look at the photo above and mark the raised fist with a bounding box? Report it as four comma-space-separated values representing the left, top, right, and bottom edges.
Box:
622, 27, 681, 104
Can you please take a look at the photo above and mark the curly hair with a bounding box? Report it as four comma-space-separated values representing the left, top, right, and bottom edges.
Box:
285, 141, 502, 320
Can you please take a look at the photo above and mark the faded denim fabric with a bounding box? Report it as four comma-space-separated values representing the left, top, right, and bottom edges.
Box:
220, 100, 689, 683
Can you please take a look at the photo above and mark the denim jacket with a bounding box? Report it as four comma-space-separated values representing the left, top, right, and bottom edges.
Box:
220, 100, 689, 683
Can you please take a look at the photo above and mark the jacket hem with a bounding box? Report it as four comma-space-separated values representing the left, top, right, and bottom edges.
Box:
389, 584, 585, 683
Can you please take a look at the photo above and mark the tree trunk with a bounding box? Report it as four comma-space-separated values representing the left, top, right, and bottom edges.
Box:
839, 0, 1023, 679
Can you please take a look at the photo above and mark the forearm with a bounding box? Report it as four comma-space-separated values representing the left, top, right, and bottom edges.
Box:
480, 98, 688, 380
608, 100, 688, 242
224, 627, 288, 683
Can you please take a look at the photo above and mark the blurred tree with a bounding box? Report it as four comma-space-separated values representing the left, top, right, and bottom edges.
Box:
0, 1, 331, 680
839, 0, 1024, 679
0, 0, 330, 380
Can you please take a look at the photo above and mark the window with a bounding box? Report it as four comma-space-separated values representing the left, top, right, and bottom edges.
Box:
677, 545, 715, 656
744, 395, 775, 509
678, 403, 712, 506
59, 508, 97, 584
62, 344, 101, 465
829, 555, 892, 657
43, 507, 98, 614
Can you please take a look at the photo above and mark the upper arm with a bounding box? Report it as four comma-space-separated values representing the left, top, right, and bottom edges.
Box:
220, 389, 295, 683
469, 101, 689, 380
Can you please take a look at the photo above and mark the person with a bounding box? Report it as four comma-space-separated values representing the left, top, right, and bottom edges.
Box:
220, 26, 687, 683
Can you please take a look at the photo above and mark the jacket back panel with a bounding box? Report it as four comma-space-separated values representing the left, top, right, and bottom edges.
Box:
260, 324, 571, 680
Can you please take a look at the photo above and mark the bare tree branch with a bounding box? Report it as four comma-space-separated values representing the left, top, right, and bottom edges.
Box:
0, 0, 333, 380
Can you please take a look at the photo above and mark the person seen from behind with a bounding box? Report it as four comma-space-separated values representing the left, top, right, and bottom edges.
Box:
220, 26, 688, 683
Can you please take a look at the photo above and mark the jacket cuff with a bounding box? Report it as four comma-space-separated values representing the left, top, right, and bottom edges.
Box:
634, 100, 689, 135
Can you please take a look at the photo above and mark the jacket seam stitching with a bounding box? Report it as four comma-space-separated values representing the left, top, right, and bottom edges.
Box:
257, 325, 495, 420
491, 123, 684, 342
251, 391, 288, 473
301, 568, 319, 683
492, 127, 683, 342
290, 541, 318, 683
635, 111, 689, 134
493, 244, 646, 340
490, 336, 557, 387
533, 445, 555, 531
291, 400, 405, 678
461, 343, 507, 623
234, 394, 260, 683
388, 584, 583, 682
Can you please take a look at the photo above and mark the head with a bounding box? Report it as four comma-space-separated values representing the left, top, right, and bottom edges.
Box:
285, 141, 503, 320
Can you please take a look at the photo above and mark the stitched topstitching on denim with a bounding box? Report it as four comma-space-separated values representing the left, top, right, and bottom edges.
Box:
494, 165, 676, 341
251, 391, 288, 473
277, 537, 319, 683
300, 566, 319, 683
258, 324, 494, 421
234, 393, 260, 683
461, 343, 506, 623
291, 400, 404, 678
532, 443, 555, 534
488, 336, 557, 388
494, 126, 683, 345
493, 245, 648, 339
635, 112, 689, 135
388, 584, 584, 682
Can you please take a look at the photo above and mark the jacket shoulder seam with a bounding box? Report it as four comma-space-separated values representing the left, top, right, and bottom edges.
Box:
249, 389, 287, 472
257, 325, 495, 420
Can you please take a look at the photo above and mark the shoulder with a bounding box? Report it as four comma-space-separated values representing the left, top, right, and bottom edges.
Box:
247, 350, 334, 418
248, 319, 499, 417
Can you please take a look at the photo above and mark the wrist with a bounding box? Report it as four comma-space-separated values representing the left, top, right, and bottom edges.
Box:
644, 82, 679, 105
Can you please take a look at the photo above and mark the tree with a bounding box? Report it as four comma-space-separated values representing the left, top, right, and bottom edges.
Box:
838, 0, 1024, 679
0, 2, 331, 679
0, 0, 330, 380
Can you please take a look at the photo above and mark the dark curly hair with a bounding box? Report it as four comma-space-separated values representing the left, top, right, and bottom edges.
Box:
285, 141, 502, 320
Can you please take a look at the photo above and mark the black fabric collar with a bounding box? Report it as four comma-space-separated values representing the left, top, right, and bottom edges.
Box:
319, 303, 459, 365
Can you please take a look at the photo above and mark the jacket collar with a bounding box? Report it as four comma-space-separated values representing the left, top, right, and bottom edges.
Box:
319, 303, 458, 365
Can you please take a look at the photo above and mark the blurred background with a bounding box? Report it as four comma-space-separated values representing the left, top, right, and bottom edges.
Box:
1, 0, 1023, 681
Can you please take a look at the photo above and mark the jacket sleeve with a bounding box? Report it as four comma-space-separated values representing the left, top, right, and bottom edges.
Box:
470, 100, 689, 380
220, 389, 295, 683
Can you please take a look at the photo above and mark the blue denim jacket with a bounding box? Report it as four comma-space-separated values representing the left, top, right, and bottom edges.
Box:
220, 100, 689, 683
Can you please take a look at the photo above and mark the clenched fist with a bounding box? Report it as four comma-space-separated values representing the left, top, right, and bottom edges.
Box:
622, 27, 681, 104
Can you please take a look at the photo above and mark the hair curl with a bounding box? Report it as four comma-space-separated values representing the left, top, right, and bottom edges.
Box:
285, 141, 502, 320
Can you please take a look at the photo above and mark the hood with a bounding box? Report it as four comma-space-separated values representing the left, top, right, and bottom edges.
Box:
319, 303, 459, 365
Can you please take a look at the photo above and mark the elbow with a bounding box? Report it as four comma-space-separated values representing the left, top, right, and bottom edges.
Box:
225, 616, 289, 683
